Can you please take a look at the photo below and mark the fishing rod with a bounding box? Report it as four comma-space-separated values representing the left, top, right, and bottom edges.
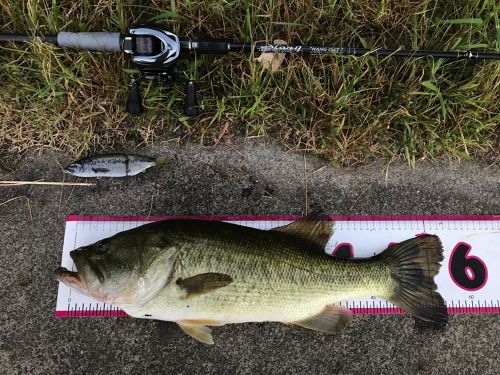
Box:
1, 27, 499, 116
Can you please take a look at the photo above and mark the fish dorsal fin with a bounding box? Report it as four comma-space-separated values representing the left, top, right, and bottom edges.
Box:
176, 273, 233, 299
291, 305, 352, 334
177, 322, 214, 345
272, 213, 334, 250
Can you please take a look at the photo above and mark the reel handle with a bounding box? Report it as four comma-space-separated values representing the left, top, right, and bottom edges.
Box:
126, 80, 144, 115
183, 81, 199, 116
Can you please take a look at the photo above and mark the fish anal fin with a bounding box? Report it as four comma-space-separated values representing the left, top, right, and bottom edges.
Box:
291, 305, 353, 334
177, 322, 214, 345
176, 273, 233, 299
272, 213, 334, 251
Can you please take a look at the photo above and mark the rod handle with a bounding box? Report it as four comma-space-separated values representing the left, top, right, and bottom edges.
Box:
57, 32, 121, 52
192, 39, 232, 54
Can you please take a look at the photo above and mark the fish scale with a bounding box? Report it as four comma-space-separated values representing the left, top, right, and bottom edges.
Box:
124, 221, 394, 323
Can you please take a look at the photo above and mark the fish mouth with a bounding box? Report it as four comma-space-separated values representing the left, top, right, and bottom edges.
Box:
63, 165, 77, 174
70, 248, 106, 283
54, 266, 85, 290
55, 253, 108, 302
64, 162, 82, 175
55, 248, 90, 290
63, 162, 74, 170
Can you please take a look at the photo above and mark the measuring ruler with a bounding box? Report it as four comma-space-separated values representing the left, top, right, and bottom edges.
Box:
56, 215, 500, 317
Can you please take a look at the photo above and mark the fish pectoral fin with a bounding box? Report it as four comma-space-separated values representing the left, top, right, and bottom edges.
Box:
176, 273, 233, 299
291, 305, 353, 334
177, 322, 214, 345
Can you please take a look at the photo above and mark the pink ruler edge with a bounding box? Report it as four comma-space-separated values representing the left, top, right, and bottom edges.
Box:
55, 306, 500, 318
55, 310, 127, 318
66, 214, 500, 222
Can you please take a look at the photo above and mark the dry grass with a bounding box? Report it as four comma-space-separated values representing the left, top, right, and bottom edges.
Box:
0, 0, 499, 166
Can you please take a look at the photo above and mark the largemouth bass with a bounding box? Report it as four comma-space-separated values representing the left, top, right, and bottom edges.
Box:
55, 217, 448, 344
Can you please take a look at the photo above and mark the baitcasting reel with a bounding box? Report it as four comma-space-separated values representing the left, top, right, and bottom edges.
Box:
123, 27, 195, 116
122, 27, 233, 116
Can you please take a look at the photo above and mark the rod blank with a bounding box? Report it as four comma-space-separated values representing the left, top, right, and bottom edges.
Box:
230, 43, 500, 60
0, 34, 58, 44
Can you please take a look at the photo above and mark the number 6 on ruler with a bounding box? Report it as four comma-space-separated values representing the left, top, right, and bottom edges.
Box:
449, 242, 488, 291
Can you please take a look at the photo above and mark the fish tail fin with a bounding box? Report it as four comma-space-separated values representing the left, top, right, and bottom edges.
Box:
377, 235, 448, 327
154, 156, 171, 168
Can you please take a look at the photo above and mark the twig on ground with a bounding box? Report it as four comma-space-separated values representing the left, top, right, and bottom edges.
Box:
146, 191, 156, 221
313, 166, 327, 175
303, 152, 308, 216
347, 181, 377, 214
0, 180, 94, 187
226, 143, 247, 160
0, 195, 33, 220
53, 155, 66, 212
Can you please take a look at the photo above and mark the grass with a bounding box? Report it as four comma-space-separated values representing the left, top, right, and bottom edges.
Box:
0, 0, 499, 166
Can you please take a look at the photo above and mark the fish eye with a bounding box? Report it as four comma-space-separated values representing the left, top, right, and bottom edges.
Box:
96, 241, 109, 253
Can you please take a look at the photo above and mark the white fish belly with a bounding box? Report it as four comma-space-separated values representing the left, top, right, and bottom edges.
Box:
122, 284, 369, 324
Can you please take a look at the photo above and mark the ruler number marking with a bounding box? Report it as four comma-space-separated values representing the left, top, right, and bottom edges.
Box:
449, 242, 488, 291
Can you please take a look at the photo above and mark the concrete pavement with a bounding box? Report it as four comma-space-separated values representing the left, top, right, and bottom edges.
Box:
1, 141, 499, 374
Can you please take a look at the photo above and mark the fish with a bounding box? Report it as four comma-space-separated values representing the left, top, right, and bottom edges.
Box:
55, 216, 448, 345
64, 153, 168, 178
